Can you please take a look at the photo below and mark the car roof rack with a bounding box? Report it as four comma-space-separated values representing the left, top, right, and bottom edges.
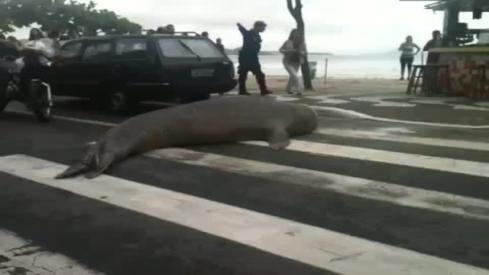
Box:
144, 31, 203, 37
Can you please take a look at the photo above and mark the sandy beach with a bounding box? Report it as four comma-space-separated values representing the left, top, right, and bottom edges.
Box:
244, 76, 408, 96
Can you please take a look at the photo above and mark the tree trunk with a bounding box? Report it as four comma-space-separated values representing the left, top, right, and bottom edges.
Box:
287, 0, 313, 90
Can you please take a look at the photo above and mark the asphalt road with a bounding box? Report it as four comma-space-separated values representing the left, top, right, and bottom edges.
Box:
1, 95, 489, 275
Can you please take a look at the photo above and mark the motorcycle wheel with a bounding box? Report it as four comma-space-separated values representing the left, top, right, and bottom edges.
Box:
29, 80, 52, 122
34, 104, 51, 122
0, 84, 9, 112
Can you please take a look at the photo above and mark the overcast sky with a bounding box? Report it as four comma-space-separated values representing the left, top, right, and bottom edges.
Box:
15, 0, 489, 54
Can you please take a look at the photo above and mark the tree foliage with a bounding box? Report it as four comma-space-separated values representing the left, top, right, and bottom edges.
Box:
0, 0, 142, 37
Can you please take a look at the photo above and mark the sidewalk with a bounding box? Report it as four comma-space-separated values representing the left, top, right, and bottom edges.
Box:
252, 77, 489, 126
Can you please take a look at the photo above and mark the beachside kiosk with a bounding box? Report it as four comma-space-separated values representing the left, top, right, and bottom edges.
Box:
404, 0, 489, 98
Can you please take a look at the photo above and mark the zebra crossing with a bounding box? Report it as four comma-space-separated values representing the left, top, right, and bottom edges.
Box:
1, 114, 489, 274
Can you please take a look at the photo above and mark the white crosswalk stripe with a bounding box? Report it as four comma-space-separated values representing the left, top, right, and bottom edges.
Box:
147, 148, 489, 221
245, 140, 489, 178
0, 155, 488, 275
316, 128, 489, 152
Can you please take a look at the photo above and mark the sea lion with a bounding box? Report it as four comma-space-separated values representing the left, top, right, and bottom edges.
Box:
56, 96, 318, 179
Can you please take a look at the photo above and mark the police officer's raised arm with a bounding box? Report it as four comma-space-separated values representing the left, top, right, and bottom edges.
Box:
237, 23, 247, 35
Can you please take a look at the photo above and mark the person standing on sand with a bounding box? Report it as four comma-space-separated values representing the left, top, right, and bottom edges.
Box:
216, 38, 225, 54
280, 29, 306, 96
398, 35, 420, 80
237, 21, 272, 96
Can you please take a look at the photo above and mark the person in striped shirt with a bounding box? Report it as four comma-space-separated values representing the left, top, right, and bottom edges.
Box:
398, 35, 421, 80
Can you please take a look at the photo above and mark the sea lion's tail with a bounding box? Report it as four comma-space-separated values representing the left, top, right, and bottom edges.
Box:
55, 143, 115, 179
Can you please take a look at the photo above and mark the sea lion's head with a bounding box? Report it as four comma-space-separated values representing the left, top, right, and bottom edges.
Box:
289, 104, 318, 135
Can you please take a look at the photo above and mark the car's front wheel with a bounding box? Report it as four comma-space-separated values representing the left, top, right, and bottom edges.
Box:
107, 92, 128, 112
107, 92, 138, 112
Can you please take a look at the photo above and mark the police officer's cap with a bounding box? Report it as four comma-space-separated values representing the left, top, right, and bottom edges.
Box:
254, 21, 267, 28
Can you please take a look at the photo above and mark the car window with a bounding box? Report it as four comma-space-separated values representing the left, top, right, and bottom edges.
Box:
157, 39, 197, 58
116, 38, 147, 59
59, 42, 83, 59
82, 42, 112, 61
180, 39, 224, 58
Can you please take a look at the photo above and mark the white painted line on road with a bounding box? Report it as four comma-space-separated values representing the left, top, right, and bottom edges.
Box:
452, 105, 489, 112
148, 148, 489, 221
0, 155, 487, 275
306, 96, 350, 105
5, 109, 117, 127
0, 229, 101, 275
476, 102, 489, 108
245, 140, 489, 178
7, 102, 489, 129
316, 128, 489, 152
311, 105, 489, 129
51, 114, 117, 127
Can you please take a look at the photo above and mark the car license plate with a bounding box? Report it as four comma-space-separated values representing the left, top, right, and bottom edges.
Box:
191, 69, 214, 77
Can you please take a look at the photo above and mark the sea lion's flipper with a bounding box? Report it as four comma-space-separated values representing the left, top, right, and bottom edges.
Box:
55, 143, 99, 179
85, 152, 115, 179
267, 127, 291, 150
55, 162, 89, 179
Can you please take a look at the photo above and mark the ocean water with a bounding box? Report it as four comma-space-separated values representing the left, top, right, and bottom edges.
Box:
228, 53, 424, 79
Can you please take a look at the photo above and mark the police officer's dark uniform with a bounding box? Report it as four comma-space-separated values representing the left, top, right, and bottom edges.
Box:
237, 21, 271, 95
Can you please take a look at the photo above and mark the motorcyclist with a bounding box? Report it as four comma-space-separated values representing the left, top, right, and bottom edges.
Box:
18, 29, 59, 97
0, 35, 20, 61
0, 29, 55, 120
4, 28, 57, 102
0, 35, 20, 97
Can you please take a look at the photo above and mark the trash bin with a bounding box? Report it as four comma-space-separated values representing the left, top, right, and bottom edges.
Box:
308, 61, 317, 80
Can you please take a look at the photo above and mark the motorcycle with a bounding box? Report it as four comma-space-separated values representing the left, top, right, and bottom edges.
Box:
0, 39, 54, 122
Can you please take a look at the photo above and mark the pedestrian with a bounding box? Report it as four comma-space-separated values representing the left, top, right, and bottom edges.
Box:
236, 20, 272, 96
0, 34, 20, 59
424, 30, 443, 52
45, 30, 61, 57
28, 28, 45, 41
6, 36, 22, 50
424, 30, 443, 64
280, 29, 306, 95
156, 26, 166, 34
398, 35, 420, 80
201, 31, 209, 38
421, 30, 445, 95
156, 25, 175, 35
165, 24, 175, 34
216, 38, 225, 54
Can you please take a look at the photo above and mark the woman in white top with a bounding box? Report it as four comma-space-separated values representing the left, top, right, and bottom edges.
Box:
280, 29, 306, 95
398, 35, 420, 80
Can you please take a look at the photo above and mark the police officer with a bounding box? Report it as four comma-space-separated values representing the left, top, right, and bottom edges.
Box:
237, 21, 272, 96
